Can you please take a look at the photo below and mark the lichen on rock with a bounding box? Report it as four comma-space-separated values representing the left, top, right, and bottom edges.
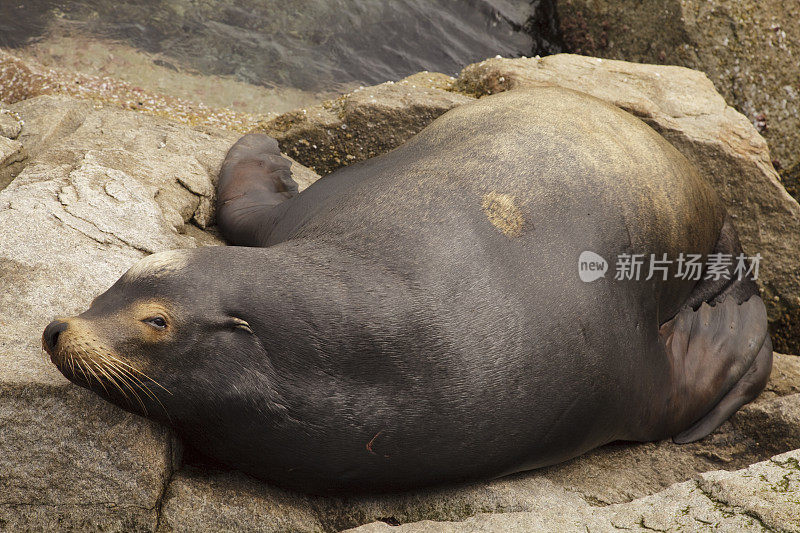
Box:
555, 0, 800, 185
254, 72, 474, 176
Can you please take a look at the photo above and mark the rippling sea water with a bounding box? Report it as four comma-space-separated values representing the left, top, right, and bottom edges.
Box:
1, 0, 559, 92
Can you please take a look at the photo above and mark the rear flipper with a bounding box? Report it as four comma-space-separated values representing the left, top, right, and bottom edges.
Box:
216, 134, 299, 247
659, 295, 772, 444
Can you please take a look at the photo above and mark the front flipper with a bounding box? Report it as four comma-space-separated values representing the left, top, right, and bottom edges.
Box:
659, 295, 772, 444
216, 134, 299, 246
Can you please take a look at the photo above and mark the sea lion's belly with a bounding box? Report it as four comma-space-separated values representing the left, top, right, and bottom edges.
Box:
258, 89, 728, 485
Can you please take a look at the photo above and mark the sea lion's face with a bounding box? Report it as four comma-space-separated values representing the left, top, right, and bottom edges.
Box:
41, 249, 263, 426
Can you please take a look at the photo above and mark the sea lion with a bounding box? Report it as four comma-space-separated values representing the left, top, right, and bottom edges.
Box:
43, 87, 772, 494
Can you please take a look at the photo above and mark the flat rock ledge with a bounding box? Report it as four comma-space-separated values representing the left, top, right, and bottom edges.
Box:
349, 449, 800, 532
1, 53, 799, 532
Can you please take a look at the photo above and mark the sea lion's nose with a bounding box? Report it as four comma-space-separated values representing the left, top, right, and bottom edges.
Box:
43, 320, 69, 353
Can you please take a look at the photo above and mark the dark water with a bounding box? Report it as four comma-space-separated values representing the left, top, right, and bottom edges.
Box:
0, 0, 561, 91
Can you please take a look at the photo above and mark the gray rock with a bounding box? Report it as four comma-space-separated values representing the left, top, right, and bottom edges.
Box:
0, 383, 179, 532
257, 72, 473, 176
157, 466, 598, 533
600, 448, 800, 532
602, 481, 766, 532
0, 108, 23, 139
157, 467, 324, 533
455, 53, 800, 354
556, 0, 800, 177
9, 96, 92, 163
345, 488, 604, 533
0, 94, 319, 531
349, 513, 603, 533
0, 134, 25, 191
349, 449, 800, 532
697, 450, 800, 532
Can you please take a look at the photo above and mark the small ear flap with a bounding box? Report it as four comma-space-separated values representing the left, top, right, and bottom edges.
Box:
230, 317, 254, 334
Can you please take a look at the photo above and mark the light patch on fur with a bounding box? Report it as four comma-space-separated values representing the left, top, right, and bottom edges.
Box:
482, 191, 524, 238
123, 249, 189, 281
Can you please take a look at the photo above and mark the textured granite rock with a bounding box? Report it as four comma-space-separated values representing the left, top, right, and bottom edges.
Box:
0, 134, 25, 190
157, 467, 324, 533
255, 72, 474, 175
556, 0, 800, 176
0, 108, 23, 139
349, 448, 800, 532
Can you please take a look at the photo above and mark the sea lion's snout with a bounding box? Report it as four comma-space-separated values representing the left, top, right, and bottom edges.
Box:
42, 319, 69, 359
41, 307, 174, 419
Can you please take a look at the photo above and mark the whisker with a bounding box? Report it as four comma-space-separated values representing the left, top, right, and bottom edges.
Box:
82, 348, 139, 408
97, 360, 133, 404
68, 349, 76, 376
79, 347, 110, 396
101, 352, 172, 395
96, 352, 158, 402
95, 352, 170, 420
74, 356, 90, 383
52, 336, 173, 420
109, 364, 148, 414
94, 357, 125, 398
98, 358, 148, 415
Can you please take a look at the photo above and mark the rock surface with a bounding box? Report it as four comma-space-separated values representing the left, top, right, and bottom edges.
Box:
556, 0, 800, 177
0, 108, 23, 138
0, 108, 26, 190
0, 134, 25, 191
158, 467, 324, 533
349, 448, 800, 532
255, 72, 474, 175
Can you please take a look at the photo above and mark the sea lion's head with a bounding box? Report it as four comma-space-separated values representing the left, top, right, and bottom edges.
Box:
41, 248, 270, 428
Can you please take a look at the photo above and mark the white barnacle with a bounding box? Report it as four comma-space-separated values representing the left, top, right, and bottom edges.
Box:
123, 249, 190, 282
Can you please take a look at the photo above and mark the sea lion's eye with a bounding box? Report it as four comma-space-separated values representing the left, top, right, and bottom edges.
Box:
143, 316, 167, 330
